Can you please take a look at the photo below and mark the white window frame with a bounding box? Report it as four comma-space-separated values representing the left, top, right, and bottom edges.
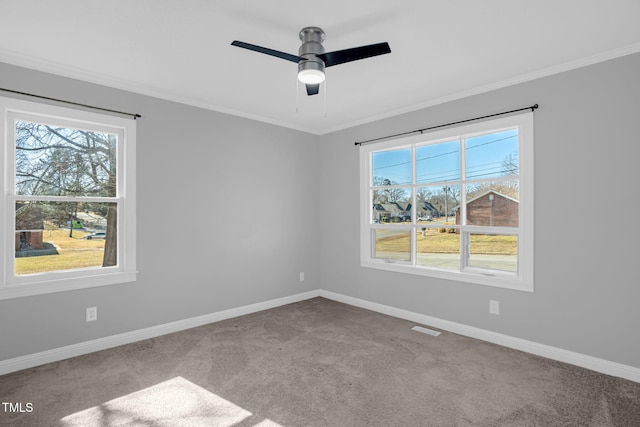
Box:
360, 112, 533, 291
0, 96, 137, 299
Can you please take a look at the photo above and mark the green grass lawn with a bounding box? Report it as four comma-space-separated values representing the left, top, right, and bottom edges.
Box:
15, 229, 106, 275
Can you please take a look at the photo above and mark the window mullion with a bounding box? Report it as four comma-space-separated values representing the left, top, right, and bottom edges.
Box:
461, 231, 469, 271
411, 144, 416, 266
460, 136, 466, 270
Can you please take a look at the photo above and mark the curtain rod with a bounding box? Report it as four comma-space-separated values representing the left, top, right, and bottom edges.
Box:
354, 103, 538, 146
0, 87, 142, 120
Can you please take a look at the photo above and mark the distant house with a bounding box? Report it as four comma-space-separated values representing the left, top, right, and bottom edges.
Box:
380, 203, 402, 221
15, 203, 44, 251
417, 201, 438, 218
372, 204, 390, 222
455, 190, 518, 227
77, 211, 107, 229
372, 201, 438, 222
395, 202, 411, 219
372, 202, 411, 222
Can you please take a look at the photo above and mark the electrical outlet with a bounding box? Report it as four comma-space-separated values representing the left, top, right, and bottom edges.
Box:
86, 306, 97, 322
489, 300, 500, 315
299, 272, 305, 282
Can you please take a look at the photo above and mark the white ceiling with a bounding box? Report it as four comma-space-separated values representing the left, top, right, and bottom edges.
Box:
1, 1, 639, 134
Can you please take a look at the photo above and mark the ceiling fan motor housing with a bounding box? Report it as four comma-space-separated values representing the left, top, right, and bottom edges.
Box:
298, 27, 326, 79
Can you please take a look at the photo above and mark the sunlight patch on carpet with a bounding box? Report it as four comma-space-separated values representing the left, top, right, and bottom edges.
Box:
59, 376, 276, 426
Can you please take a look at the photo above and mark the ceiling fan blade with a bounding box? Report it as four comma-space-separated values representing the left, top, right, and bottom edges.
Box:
318, 42, 391, 67
231, 40, 303, 63
305, 84, 320, 96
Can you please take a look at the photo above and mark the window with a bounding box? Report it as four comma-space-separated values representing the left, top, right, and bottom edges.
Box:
360, 113, 533, 291
0, 96, 136, 299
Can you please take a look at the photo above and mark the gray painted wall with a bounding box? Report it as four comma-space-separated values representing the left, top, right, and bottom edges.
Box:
1, 53, 639, 370
0, 63, 320, 360
318, 52, 640, 369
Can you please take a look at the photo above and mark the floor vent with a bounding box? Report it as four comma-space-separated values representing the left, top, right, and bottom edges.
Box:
411, 325, 441, 336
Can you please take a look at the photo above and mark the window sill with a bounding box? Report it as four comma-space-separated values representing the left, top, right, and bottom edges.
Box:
361, 260, 533, 292
0, 270, 138, 300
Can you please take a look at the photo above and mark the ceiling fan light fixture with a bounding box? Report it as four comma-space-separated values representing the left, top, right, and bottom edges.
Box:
298, 68, 325, 84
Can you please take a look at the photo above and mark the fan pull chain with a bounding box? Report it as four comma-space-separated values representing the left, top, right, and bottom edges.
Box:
296, 79, 300, 113
323, 80, 327, 119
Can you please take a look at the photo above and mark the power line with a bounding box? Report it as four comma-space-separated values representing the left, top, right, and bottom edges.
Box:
373, 134, 517, 175
375, 156, 519, 186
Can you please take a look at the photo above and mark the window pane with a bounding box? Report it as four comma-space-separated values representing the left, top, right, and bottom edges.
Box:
372, 148, 411, 186
417, 227, 460, 269
371, 188, 411, 223
468, 234, 517, 272
374, 229, 411, 261
15, 121, 117, 197
15, 201, 117, 275
465, 181, 519, 226
465, 129, 518, 180
416, 140, 460, 184
416, 184, 460, 224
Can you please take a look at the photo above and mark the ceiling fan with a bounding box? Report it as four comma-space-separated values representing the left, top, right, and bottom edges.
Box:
231, 27, 391, 96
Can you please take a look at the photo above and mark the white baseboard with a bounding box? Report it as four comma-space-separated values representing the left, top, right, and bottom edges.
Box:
0, 290, 321, 376
318, 290, 640, 383
2, 288, 638, 383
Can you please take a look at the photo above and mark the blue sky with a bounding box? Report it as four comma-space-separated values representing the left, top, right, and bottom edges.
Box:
372, 129, 518, 186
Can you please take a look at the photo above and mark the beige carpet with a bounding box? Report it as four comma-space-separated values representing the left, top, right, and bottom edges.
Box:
1, 297, 639, 426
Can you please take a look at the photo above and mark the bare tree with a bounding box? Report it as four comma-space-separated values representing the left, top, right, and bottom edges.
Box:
384, 187, 409, 203
416, 187, 432, 204
372, 177, 410, 204
501, 152, 519, 176
372, 177, 388, 204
